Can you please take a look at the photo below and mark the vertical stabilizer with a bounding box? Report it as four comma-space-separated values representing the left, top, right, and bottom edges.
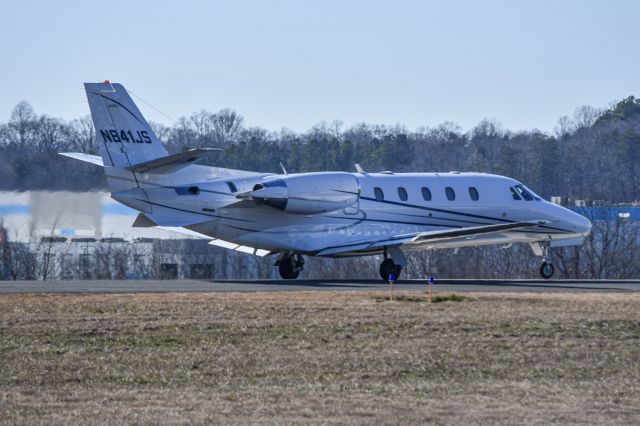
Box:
85, 81, 167, 168
84, 81, 168, 195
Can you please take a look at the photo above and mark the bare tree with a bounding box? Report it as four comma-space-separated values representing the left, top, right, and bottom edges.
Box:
112, 244, 131, 280
7, 101, 36, 149
94, 243, 114, 280
69, 115, 96, 153
37, 237, 59, 281
189, 110, 216, 145
34, 116, 69, 151
211, 108, 243, 145
149, 121, 171, 144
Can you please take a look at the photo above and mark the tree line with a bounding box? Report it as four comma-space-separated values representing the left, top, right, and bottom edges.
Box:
2, 95, 640, 280
1, 96, 640, 203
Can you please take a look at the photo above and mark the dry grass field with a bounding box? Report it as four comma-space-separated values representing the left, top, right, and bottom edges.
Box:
1, 291, 639, 425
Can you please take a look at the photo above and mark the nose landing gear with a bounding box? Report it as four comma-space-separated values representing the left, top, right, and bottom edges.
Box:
539, 261, 555, 279
277, 253, 305, 279
539, 245, 554, 279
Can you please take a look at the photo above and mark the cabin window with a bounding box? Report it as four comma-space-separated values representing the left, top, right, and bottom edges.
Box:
398, 187, 408, 201
226, 181, 238, 193
510, 187, 521, 200
374, 187, 384, 201
175, 186, 200, 195
421, 187, 432, 201
445, 187, 455, 201
468, 187, 479, 201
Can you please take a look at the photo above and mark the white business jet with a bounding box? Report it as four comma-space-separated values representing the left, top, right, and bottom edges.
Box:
61, 82, 592, 280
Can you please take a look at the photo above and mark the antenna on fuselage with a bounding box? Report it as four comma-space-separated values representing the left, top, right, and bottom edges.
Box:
354, 163, 366, 174
279, 162, 288, 175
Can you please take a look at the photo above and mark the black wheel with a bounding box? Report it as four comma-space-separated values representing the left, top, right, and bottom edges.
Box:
278, 256, 302, 279
379, 259, 402, 282
540, 262, 554, 279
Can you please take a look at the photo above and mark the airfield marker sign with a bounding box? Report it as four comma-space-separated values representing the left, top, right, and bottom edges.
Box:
428, 276, 435, 304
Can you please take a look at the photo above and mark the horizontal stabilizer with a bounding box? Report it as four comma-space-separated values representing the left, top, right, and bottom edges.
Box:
127, 148, 221, 174
59, 152, 104, 167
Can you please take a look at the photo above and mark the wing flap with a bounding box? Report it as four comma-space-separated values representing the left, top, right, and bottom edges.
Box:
314, 242, 376, 256
156, 226, 272, 257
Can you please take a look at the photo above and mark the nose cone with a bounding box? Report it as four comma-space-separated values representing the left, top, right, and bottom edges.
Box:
568, 209, 592, 236
549, 203, 592, 236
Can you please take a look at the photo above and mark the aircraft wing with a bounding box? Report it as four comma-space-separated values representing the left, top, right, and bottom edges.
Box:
316, 220, 548, 256
127, 148, 221, 174
156, 226, 272, 257
59, 152, 104, 166
409, 220, 548, 243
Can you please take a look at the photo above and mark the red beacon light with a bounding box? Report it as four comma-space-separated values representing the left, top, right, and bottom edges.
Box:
103, 80, 110, 84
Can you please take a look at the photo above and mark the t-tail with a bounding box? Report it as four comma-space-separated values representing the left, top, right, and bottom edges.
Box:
85, 81, 168, 193
61, 81, 220, 215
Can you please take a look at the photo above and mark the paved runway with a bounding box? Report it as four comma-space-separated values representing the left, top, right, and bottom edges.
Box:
1, 279, 640, 294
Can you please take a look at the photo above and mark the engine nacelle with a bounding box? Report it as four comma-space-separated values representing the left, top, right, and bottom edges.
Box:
250, 172, 360, 214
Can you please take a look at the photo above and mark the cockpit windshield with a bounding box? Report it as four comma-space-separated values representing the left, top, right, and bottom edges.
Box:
512, 184, 541, 201
510, 187, 521, 200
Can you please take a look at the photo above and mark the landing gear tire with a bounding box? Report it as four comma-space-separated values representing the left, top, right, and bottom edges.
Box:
539, 262, 554, 279
278, 254, 304, 279
379, 259, 402, 282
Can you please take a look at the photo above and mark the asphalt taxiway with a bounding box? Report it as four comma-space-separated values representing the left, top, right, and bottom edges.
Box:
1, 279, 639, 294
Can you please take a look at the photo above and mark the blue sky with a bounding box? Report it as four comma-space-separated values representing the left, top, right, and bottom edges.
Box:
1, 0, 638, 133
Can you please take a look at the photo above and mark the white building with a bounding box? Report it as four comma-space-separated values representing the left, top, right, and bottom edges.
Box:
0, 191, 198, 242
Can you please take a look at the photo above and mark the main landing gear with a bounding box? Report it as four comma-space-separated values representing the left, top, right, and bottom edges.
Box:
379, 259, 402, 282
379, 247, 406, 282
276, 253, 305, 279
